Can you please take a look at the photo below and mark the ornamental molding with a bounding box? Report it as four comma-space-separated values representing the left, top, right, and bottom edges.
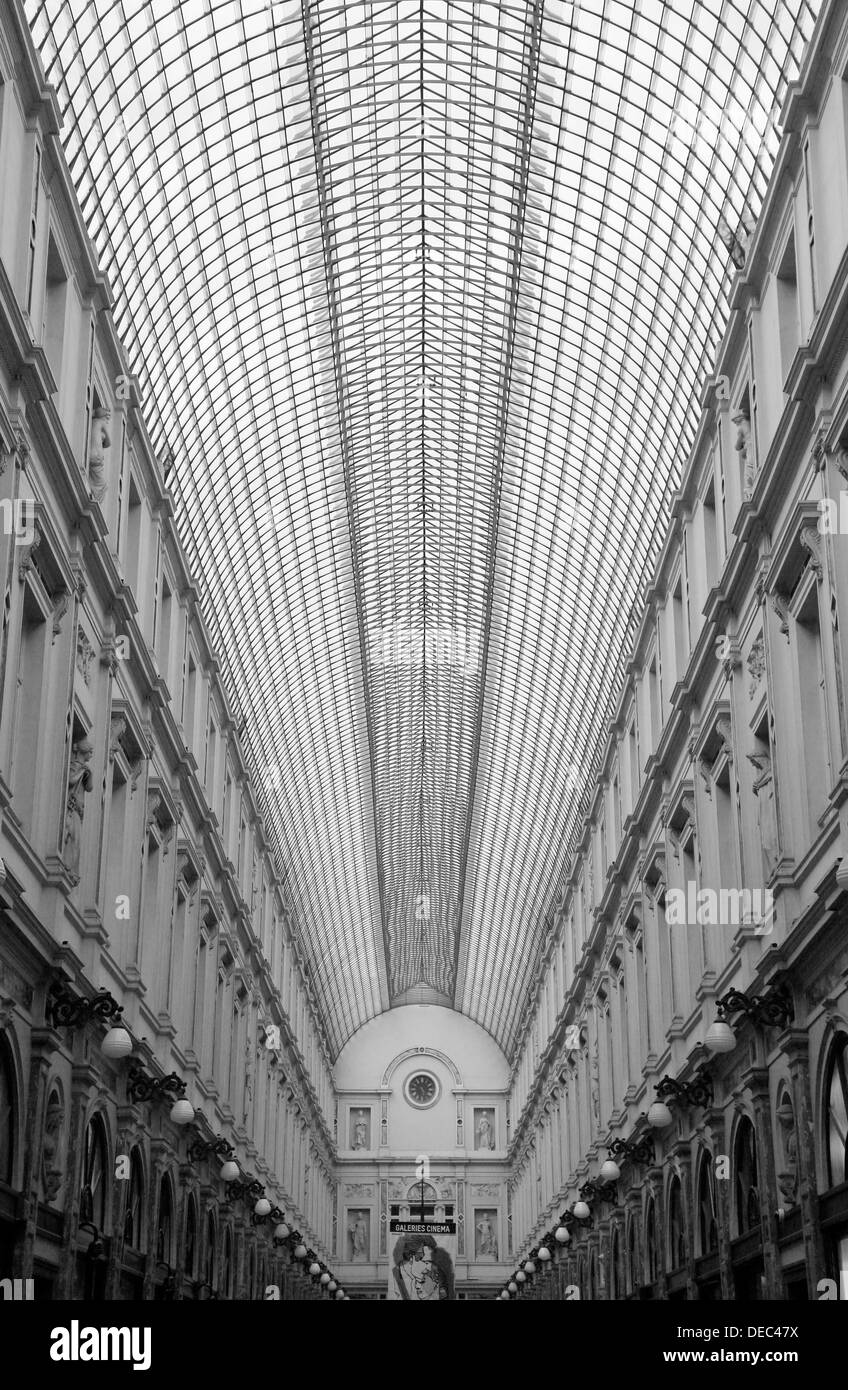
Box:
381, 1046, 462, 1088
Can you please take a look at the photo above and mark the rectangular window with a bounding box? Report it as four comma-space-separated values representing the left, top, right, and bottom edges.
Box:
776, 232, 800, 383
42, 231, 67, 383
25, 145, 41, 314
10, 587, 47, 834
703, 480, 719, 591
795, 585, 830, 833
803, 138, 818, 310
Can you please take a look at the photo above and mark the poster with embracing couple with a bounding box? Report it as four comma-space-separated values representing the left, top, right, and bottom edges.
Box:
387, 1220, 457, 1300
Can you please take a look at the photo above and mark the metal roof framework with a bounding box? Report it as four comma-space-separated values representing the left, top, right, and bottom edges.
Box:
28, 0, 819, 1058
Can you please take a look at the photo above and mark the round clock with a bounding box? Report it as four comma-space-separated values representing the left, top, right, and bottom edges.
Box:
404, 1071, 440, 1109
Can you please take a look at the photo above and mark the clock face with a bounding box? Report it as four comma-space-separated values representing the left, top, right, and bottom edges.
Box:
405, 1072, 439, 1108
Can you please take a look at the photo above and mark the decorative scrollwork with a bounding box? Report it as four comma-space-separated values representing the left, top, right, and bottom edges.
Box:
715, 981, 793, 1030
655, 1066, 713, 1109
186, 1135, 234, 1163
608, 1135, 654, 1166
579, 1178, 619, 1204
126, 1066, 186, 1105
46, 986, 123, 1030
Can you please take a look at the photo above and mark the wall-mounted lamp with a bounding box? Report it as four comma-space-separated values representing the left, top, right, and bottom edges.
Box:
705, 981, 793, 1052
604, 1136, 654, 1175
648, 1067, 713, 1127
127, 1066, 194, 1124
79, 1220, 106, 1263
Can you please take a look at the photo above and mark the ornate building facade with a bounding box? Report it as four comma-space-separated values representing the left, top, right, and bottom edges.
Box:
507, 0, 848, 1301
0, 0, 334, 1299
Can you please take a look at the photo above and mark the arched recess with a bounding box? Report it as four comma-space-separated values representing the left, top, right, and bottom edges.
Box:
0, 1032, 21, 1189
644, 1196, 659, 1287
123, 1147, 145, 1251
667, 1174, 686, 1271
79, 1111, 110, 1232
205, 1210, 218, 1291
696, 1150, 718, 1256
155, 1171, 175, 1267
184, 1193, 199, 1281
625, 1213, 639, 1296
732, 1114, 760, 1238
822, 1030, 848, 1190
382, 1047, 462, 1088
609, 1224, 623, 1301
221, 1226, 234, 1299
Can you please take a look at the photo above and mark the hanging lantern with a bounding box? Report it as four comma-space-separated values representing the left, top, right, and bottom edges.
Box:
600, 1159, 621, 1182
705, 1019, 736, 1053
101, 1026, 133, 1059
554, 1226, 570, 1244
647, 1100, 673, 1129
221, 1159, 240, 1183
573, 1200, 591, 1220
169, 1098, 194, 1125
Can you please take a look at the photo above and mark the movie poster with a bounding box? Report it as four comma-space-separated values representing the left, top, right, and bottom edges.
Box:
387, 1219, 457, 1300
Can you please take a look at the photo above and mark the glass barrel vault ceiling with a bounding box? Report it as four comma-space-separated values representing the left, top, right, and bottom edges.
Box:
28, 0, 819, 1059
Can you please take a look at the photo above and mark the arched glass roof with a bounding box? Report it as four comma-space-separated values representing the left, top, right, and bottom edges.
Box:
28, 0, 819, 1058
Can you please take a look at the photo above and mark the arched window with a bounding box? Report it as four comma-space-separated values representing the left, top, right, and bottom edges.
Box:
668, 1177, 686, 1269
221, 1227, 234, 1299
734, 1118, 760, 1235
645, 1199, 658, 1285
184, 1197, 198, 1279
156, 1175, 174, 1265
697, 1153, 718, 1255
0, 1039, 17, 1186
80, 1116, 108, 1230
205, 1212, 217, 1289
123, 1149, 144, 1249
825, 1034, 848, 1188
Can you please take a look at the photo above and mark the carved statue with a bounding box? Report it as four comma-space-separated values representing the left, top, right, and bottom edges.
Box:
41, 1092, 65, 1204
88, 407, 111, 503
349, 1214, 368, 1260
475, 1111, 495, 1151
242, 1038, 254, 1126
733, 410, 755, 496
63, 736, 94, 881
476, 1213, 497, 1258
776, 1096, 798, 1206
747, 634, 765, 701
747, 751, 779, 877
352, 1111, 369, 1149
